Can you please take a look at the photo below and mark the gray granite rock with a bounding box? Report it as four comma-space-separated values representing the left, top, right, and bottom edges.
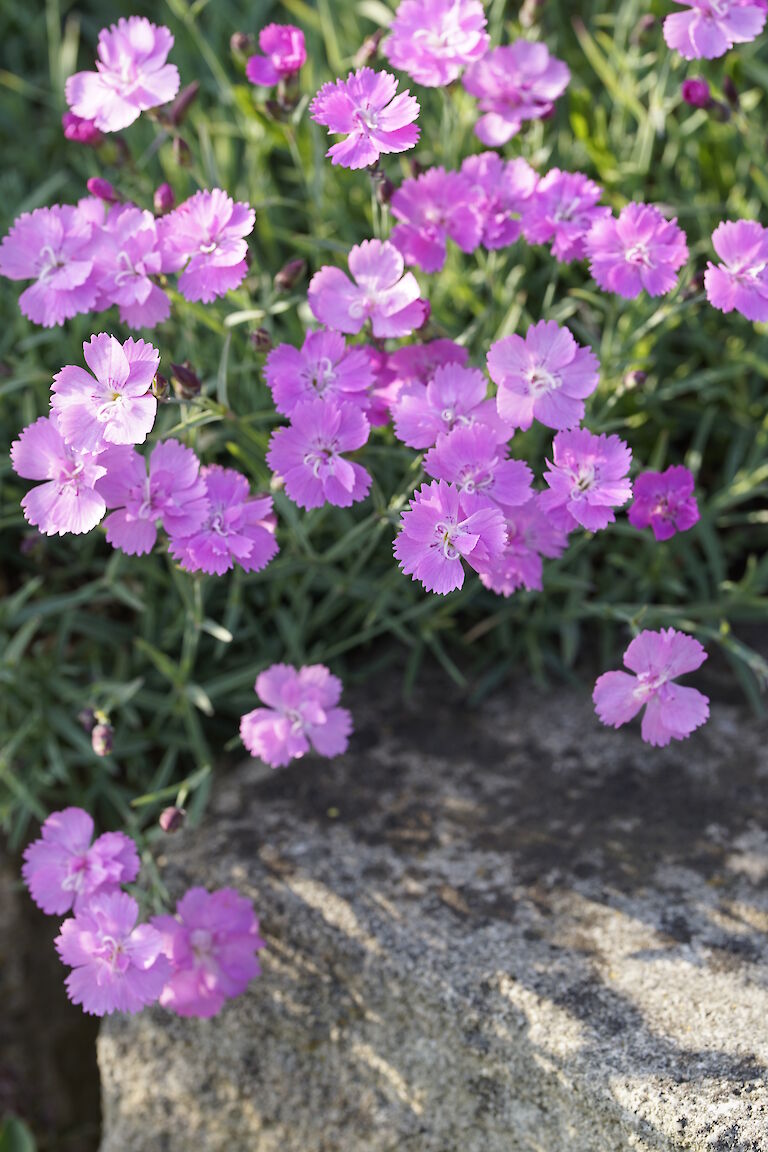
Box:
99, 683, 768, 1151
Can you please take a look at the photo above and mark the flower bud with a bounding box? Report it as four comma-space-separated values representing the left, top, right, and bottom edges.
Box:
623, 370, 647, 389
373, 172, 395, 205
274, 258, 307, 293
91, 722, 114, 757
722, 75, 739, 107
353, 29, 385, 69
62, 112, 103, 147
86, 177, 119, 203
159, 806, 186, 833
231, 32, 256, 62
681, 78, 711, 109
168, 81, 200, 127
78, 708, 96, 733
152, 373, 170, 401
153, 182, 175, 214
170, 362, 202, 399
250, 328, 273, 353
172, 136, 191, 166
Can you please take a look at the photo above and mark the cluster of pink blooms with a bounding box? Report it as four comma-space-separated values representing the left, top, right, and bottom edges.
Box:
0, 186, 255, 328
22, 807, 264, 1017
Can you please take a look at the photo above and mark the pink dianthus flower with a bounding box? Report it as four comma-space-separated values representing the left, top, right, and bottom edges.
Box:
393, 361, 509, 449
628, 465, 700, 541
424, 424, 533, 511
382, 0, 489, 88
704, 219, 768, 322
541, 428, 632, 532
93, 204, 170, 328
56, 891, 171, 1017
521, 169, 611, 263
0, 204, 100, 327
308, 239, 427, 339
488, 321, 600, 432
462, 41, 570, 146
265, 329, 374, 417
593, 628, 709, 746
96, 440, 209, 556
169, 466, 278, 576
65, 17, 180, 133
310, 68, 420, 169
663, 0, 766, 60
477, 495, 570, 596
22, 807, 139, 916
240, 663, 353, 768
395, 479, 507, 594
460, 153, 538, 250
246, 24, 306, 86
160, 189, 255, 303
390, 167, 484, 273
10, 416, 107, 537
585, 203, 689, 299
153, 887, 265, 1018
51, 333, 159, 453
267, 398, 371, 510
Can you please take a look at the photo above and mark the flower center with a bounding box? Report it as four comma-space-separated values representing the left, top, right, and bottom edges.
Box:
356, 103, 380, 132
200, 240, 218, 255
309, 356, 336, 393
114, 250, 137, 285
189, 928, 214, 959
572, 465, 595, 495
528, 366, 560, 396
62, 855, 89, 892
38, 244, 63, 280
434, 518, 464, 560
625, 241, 651, 266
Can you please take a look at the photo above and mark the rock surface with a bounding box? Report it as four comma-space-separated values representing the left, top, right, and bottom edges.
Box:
99, 682, 768, 1151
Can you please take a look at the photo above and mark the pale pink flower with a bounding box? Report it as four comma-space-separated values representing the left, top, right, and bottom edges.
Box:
390, 167, 484, 273
477, 495, 570, 596
93, 203, 170, 328
168, 466, 278, 577
240, 663, 353, 768
66, 17, 180, 133
521, 169, 611, 263
310, 68, 420, 169
664, 1, 766, 60
585, 203, 689, 299
704, 219, 768, 322
393, 361, 510, 449
246, 24, 306, 86
541, 428, 632, 532
308, 239, 427, 338
462, 41, 570, 146
460, 153, 539, 249
51, 333, 159, 452
266, 398, 371, 510
265, 329, 374, 417
383, 0, 489, 88
594, 628, 709, 746
10, 416, 107, 537
424, 424, 533, 511
160, 189, 255, 303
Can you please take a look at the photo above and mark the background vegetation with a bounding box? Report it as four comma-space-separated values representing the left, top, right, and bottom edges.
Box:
2, 0, 768, 857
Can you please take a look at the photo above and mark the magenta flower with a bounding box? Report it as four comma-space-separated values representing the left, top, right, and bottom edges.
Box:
394, 479, 507, 595
153, 888, 264, 1018
541, 428, 632, 532
393, 361, 510, 449
390, 167, 484, 273
310, 68, 420, 169
594, 628, 709, 747
265, 329, 374, 417
22, 807, 139, 917
240, 663, 353, 768
477, 495, 570, 596
663, 1, 766, 60
704, 219, 768, 322
169, 466, 278, 577
462, 42, 570, 146
93, 204, 170, 328
51, 333, 159, 453
65, 17, 180, 133
585, 203, 689, 299
424, 425, 533, 511
10, 416, 107, 537
246, 24, 306, 86
681, 76, 712, 106
160, 189, 255, 303
488, 321, 600, 432
460, 153, 538, 250
62, 112, 104, 146
55, 891, 171, 1017
521, 169, 611, 263
382, 0, 489, 87
308, 239, 427, 339
267, 398, 371, 510
96, 441, 209, 556
628, 465, 700, 541
0, 204, 100, 327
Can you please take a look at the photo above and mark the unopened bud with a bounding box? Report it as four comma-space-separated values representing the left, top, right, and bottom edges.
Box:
168, 82, 200, 127
86, 177, 119, 203
722, 75, 739, 107
264, 98, 289, 122
681, 78, 711, 109
274, 258, 307, 293
353, 29, 385, 69
78, 708, 96, 733
159, 806, 186, 833
172, 136, 191, 166
170, 362, 202, 399
250, 328, 273, 353
231, 32, 256, 61
91, 722, 114, 757
374, 173, 395, 205
152, 373, 169, 401
62, 112, 103, 147
153, 182, 175, 214
623, 370, 647, 389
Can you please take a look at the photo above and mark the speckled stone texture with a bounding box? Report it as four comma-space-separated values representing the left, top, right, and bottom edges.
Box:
99, 683, 768, 1152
